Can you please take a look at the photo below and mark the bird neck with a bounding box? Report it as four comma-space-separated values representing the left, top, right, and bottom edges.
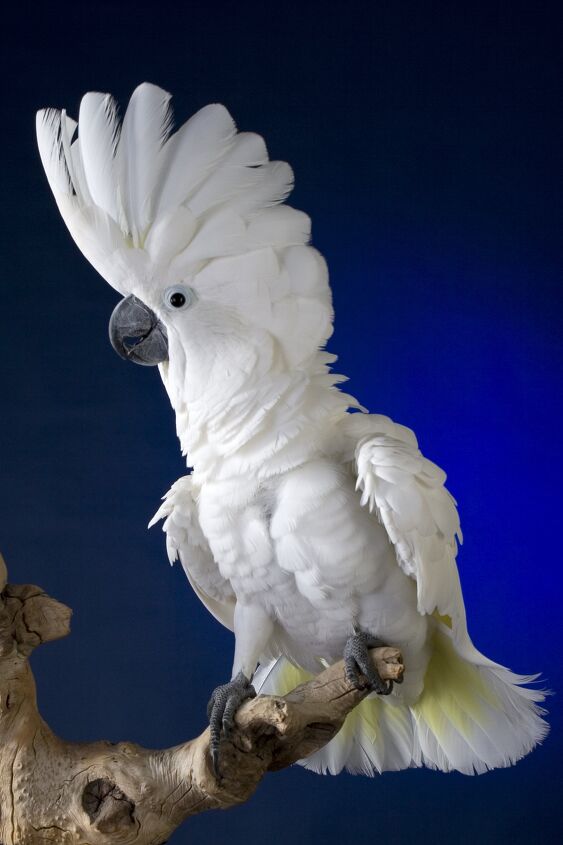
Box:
159, 330, 356, 483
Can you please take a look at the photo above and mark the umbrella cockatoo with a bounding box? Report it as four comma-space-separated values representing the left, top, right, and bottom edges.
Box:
36, 83, 547, 777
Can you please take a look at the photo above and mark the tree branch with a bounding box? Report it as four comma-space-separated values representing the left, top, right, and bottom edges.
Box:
0, 557, 404, 844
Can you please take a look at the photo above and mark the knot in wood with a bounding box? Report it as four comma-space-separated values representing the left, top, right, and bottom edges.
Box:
82, 778, 136, 833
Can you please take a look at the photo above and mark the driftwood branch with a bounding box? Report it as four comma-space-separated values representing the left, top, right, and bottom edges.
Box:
0, 556, 404, 844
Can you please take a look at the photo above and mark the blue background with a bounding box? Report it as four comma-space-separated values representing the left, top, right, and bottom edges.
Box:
0, 2, 561, 842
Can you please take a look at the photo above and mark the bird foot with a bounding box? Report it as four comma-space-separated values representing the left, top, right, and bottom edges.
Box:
207, 671, 256, 777
344, 630, 396, 695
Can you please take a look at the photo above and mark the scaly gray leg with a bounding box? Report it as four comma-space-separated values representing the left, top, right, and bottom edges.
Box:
344, 630, 395, 695
207, 671, 256, 777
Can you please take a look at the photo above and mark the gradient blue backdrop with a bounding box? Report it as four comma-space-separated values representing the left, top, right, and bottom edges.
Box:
0, 2, 561, 842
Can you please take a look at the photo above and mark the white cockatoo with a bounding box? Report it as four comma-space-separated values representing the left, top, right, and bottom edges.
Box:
37, 83, 547, 777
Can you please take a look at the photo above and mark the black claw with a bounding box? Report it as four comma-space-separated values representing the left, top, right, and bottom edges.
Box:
345, 663, 361, 688
207, 671, 256, 778
222, 696, 240, 735
211, 746, 220, 779
344, 630, 394, 695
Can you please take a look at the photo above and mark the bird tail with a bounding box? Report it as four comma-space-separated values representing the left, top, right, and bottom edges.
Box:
254, 627, 549, 776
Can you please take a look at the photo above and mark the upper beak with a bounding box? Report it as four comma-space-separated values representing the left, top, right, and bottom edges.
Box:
108, 294, 169, 366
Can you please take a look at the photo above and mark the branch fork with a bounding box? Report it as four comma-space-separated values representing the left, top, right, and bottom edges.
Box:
0, 555, 404, 843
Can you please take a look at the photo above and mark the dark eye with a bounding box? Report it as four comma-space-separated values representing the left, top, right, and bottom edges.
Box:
170, 291, 185, 308
163, 285, 195, 312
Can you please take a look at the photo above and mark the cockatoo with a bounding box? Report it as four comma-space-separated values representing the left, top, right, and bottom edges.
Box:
36, 83, 548, 777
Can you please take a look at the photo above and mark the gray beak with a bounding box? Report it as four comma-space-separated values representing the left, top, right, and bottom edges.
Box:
108, 294, 168, 366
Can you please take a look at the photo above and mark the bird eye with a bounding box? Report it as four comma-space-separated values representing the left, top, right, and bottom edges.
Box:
163, 285, 195, 311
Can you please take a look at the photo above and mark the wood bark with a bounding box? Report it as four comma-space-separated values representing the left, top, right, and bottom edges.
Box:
0, 556, 404, 844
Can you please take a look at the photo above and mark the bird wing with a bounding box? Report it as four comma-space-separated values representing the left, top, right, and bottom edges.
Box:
149, 475, 236, 631
351, 414, 471, 642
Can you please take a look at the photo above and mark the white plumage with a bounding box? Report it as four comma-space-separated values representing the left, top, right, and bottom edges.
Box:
37, 83, 548, 776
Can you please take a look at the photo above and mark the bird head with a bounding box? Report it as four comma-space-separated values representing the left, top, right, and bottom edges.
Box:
36, 84, 334, 394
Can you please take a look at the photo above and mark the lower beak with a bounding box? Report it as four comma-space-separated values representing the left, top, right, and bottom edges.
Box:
108, 294, 169, 366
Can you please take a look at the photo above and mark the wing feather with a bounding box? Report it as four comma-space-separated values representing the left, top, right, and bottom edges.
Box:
149, 475, 236, 630
354, 416, 465, 632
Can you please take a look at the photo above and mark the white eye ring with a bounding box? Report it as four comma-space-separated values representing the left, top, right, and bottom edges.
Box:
163, 285, 196, 312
